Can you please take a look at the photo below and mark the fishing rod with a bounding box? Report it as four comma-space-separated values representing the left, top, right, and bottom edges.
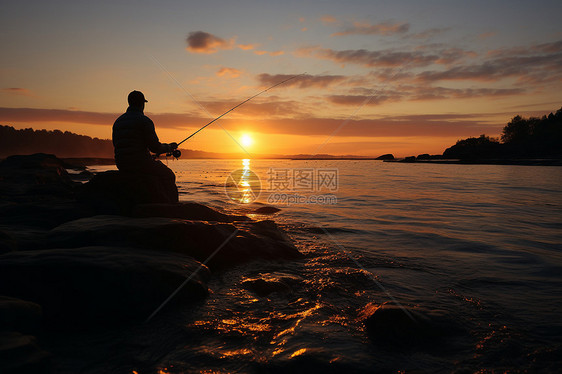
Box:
166, 73, 306, 158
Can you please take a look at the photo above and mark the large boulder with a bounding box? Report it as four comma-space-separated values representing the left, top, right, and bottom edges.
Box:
241, 272, 302, 297
0, 332, 51, 374
37, 216, 302, 269
375, 153, 394, 160
132, 202, 250, 222
0, 200, 93, 230
77, 170, 179, 215
360, 302, 466, 350
0, 296, 42, 333
0, 153, 77, 202
0, 246, 210, 326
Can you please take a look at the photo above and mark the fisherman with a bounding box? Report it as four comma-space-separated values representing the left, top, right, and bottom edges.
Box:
112, 90, 178, 183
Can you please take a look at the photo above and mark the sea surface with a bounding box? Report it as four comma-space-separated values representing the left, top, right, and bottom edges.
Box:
92, 159, 562, 373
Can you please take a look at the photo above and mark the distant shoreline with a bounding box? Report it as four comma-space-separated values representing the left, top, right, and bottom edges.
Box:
384, 158, 562, 166
2, 155, 560, 167
61, 156, 562, 166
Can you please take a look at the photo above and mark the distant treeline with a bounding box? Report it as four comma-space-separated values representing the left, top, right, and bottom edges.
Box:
444, 107, 562, 159
0, 125, 114, 158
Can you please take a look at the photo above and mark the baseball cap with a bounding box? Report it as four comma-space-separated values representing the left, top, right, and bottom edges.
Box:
128, 90, 148, 105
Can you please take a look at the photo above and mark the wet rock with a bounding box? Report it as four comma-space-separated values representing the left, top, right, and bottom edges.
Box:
0, 296, 42, 333
248, 220, 290, 242
0, 200, 92, 229
241, 272, 301, 297
0, 153, 77, 202
254, 206, 281, 215
375, 153, 395, 160
39, 216, 302, 269
0, 332, 51, 374
361, 302, 466, 349
133, 202, 250, 222
77, 170, 178, 215
69, 169, 94, 182
0, 229, 17, 254
0, 246, 210, 326
0, 225, 48, 252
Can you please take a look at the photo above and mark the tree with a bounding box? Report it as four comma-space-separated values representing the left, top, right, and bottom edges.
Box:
501, 115, 531, 144
443, 134, 502, 159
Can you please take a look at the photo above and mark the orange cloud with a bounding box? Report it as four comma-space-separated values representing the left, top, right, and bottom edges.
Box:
254, 50, 284, 56
257, 73, 347, 89
216, 67, 242, 78
333, 21, 410, 36
2, 87, 33, 97
0, 106, 508, 139
321, 15, 338, 24
326, 94, 401, 106
238, 43, 259, 50
479, 31, 496, 40
186, 31, 234, 54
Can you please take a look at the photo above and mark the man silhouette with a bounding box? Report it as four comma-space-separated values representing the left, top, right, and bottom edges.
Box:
112, 90, 177, 183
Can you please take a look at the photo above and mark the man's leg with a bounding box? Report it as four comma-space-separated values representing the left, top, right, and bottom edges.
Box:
148, 160, 176, 183
147, 160, 178, 202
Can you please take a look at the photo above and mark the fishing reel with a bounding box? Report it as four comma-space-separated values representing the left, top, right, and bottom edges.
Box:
166, 149, 182, 159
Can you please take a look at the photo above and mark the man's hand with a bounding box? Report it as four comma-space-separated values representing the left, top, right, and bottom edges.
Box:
169, 142, 178, 150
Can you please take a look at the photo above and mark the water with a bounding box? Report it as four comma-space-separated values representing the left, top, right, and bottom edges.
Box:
93, 160, 562, 372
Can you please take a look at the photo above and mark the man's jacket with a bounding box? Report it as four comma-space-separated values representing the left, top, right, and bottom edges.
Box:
112, 106, 170, 171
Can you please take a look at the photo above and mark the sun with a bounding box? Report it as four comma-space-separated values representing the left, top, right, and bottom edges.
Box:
240, 133, 253, 148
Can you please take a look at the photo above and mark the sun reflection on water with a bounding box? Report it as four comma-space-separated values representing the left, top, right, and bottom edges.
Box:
224, 159, 261, 204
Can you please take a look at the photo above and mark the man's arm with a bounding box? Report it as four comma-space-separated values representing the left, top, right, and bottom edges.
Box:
144, 118, 174, 155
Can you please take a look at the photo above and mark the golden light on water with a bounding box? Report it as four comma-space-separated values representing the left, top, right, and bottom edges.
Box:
224, 159, 261, 204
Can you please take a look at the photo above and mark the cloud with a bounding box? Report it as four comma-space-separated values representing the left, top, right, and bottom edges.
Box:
326, 85, 524, 106
297, 39, 562, 87
415, 41, 562, 83
197, 99, 310, 118
407, 27, 451, 39
186, 31, 233, 54
224, 114, 503, 138
0, 107, 209, 131
0, 106, 508, 139
216, 67, 242, 78
326, 94, 401, 106
333, 21, 410, 36
2, 87, 33, 97
257, 73, 348, 89
0, 107, 118, 125
321, 15, 338, 24
238, 43, 259, 50
479, 31, 496, 40
296, 46, 454, 68
254, 50, 285, 56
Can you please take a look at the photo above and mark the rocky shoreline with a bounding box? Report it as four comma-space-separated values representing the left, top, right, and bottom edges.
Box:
0, 153, 303, 373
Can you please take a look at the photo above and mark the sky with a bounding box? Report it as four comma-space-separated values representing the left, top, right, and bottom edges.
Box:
1, 0, 562, 157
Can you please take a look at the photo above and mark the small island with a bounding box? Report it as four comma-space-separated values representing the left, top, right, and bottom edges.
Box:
384, 106, 562, 165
